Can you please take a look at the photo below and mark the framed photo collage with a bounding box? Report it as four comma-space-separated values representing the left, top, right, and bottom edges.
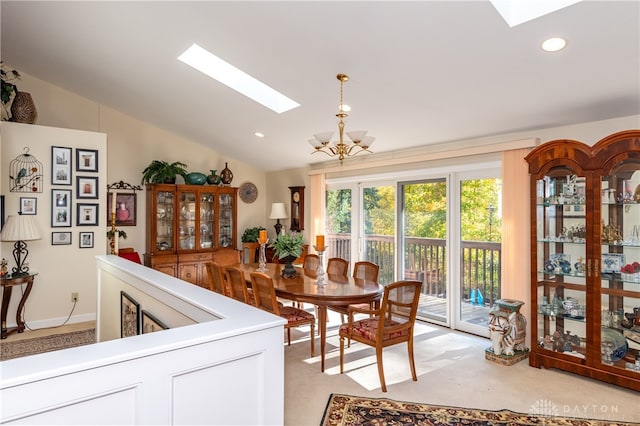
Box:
50, 146, 100, 248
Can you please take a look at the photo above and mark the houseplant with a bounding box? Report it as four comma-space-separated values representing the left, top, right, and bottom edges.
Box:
241, 226, 265, 243
1, 62, 37, 123
141, 160, 188, 185
269, 233, 304, 278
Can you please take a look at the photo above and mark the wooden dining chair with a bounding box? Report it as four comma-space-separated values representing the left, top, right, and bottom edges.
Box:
212, 248, 242, 266
330, 261, 381, 323
250, 272, 315, 356
326, 257, 349, 277
205, 262, 228, 295
339, 280, 422, 392
224, 266, 255, 305
303, 254, 320, 275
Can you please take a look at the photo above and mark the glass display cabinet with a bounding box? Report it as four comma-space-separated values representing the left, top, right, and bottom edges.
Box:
144, 184, 238, 287
526, 130, 640, 391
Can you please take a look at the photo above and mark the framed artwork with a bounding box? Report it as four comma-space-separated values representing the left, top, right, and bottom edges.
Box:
602, 253, 625, 274
0, 195, 4, 230
79, 231, 94, 248
121, 291, 140, 338
76, 176, 99, 199
51, 231, 72, 245
77, 203, 99, 226
107, 192, 137, 226
142, 310, 169, 334
51, 146, 72, 185
51, 189, 72, 227
20, 197, 37, 215
76, 148, 98, 172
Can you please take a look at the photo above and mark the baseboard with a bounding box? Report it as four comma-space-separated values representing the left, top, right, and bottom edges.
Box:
18, 313, 96, 330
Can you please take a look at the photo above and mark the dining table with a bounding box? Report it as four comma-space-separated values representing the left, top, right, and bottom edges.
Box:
237, 262, 383, 372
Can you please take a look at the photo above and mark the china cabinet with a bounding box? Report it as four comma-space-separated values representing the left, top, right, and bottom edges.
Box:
144, 184, 238, 287
526, 130, 640, 391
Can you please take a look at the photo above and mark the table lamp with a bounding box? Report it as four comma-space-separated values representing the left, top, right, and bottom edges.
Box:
0, 214, 42, 277
269, 202, 288, 236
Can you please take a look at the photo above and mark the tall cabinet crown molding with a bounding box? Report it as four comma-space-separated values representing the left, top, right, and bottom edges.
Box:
144, 184, 238, 288
526, 129, 640, 392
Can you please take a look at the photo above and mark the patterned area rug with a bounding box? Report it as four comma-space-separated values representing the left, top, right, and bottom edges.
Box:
1, 328, 95, 361
320, 394, 636, 426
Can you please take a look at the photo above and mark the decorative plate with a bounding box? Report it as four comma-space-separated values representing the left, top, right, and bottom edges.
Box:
239, 182, 258, 203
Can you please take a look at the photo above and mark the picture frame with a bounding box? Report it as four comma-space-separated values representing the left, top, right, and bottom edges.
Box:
0, 195, 4, 230
51, 146, 72, 185
142, 310, 169, 333
51, 189, 72, 227
51, 231, 72, 245
107, 192, 137, 226
602, 253, 625, 274
76, 148, 98, 172
76, 176, 99, 199
79, 231, 94, 248
121, 291, 140, 338
20, 197, 37, 215
77, 203, 99, 226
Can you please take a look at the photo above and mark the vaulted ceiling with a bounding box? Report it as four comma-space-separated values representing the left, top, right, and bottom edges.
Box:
2, 1, 639, 171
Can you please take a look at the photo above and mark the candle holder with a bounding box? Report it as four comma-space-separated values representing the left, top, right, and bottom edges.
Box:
314, 245, 327, 285
257, 240, 269, 272
110, 212, 117, 255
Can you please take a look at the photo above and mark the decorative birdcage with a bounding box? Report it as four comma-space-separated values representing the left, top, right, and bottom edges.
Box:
9, 147, 43, 193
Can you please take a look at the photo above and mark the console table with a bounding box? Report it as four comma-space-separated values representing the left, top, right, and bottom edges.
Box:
1, 273, 36, 339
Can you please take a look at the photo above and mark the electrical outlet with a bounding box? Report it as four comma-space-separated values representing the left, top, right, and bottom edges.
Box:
71, 292, 79, 303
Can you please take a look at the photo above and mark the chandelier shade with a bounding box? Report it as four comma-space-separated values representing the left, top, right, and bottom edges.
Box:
308, 73, 374, 163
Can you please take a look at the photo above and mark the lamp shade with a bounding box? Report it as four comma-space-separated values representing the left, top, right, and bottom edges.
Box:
0, 215, 42, 242
269, 203, 287, 220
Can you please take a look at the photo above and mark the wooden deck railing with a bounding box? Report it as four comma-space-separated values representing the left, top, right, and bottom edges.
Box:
326, 233, 501, 307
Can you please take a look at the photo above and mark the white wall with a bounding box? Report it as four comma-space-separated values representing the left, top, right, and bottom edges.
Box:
1, 122, 107, 326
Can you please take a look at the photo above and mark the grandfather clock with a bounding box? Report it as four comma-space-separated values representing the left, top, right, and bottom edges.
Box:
289, 186, 304, 232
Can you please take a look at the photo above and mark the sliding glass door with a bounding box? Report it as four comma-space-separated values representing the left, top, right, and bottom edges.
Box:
400, 179, 448, 323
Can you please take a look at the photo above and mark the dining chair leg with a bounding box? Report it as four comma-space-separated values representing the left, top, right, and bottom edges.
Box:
376, 345, 387, 392
310, 322, 315, 357
408, 337, 417, 381
339, 335, 345, 374
287, 328, 291, 345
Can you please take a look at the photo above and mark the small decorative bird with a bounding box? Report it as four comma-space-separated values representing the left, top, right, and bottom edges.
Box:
16, 167, 27, 182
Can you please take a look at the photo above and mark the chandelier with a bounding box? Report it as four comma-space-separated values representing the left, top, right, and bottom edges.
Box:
308, 73, 374, 163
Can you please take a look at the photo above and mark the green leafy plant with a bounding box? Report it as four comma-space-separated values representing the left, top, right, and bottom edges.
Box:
1, 62, 21, 121
241, 226, 265, 243
106, 229, 127, 239
269, 233, 304, 259
141, 160, 188, 184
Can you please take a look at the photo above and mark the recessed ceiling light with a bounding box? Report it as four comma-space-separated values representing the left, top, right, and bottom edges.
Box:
255, 132, 265, 138
178, 44, 300, 114
542, 37, 567, 52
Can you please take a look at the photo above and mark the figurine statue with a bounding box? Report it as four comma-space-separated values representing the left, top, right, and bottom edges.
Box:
488, 310, 527, 356
0, 258, 7, 276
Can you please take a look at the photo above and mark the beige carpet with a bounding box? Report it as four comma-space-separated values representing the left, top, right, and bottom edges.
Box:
1, 328, 95, 360
321, 393, 638, 426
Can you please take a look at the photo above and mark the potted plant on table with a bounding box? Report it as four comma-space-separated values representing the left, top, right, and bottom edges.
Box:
141, 160, 188, 185
269, 233, 304, 279
241, 226, 265, 263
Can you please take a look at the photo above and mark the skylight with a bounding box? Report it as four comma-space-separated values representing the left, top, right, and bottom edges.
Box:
490, 0, 583, 27
178, 44, 300, 114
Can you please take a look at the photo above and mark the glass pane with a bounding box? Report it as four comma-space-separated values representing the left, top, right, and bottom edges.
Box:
459, 177, 501, 326
200, 192, 214, 249
402, 179, 446, 321
535, 172, 587, 360
218, 193, 232, 247
156, 190, 174, 252
179, 191, 196, 250
363, 184, 395, 285
326, 188, 352, 262
600, 163, 639, 373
